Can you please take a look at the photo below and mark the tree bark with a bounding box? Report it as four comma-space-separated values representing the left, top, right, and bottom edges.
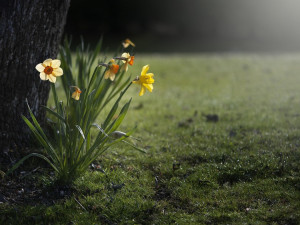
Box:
0, 0, 70, 154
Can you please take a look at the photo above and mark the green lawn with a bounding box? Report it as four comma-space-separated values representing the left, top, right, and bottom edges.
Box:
1, 54, 300, 224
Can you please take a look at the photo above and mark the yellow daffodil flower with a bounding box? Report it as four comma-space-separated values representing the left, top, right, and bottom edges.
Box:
132, 65, 154, 96
71, 86, 82, 100
35, 59, 63, 83
104, 59, 120, 81
122, 38, 135, 48
121, 52, 134, 72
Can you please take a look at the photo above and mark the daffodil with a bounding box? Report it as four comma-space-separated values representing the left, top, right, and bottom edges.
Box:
132, 65, 154, 96
121, 53, 134, 72
35, 59, 63, 83
122, 38, 135, 48
71, 86, 82, 100
104, 59, 120, 81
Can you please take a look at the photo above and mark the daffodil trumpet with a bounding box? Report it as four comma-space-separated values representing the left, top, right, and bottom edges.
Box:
116, 52, 134, 72
99, 59, 120, 81
132, 65, 154, 96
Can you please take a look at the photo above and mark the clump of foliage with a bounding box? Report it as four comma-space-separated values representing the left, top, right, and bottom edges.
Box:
8, 38, 155, 185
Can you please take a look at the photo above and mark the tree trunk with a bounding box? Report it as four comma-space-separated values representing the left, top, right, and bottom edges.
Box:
0, 0, 70, 156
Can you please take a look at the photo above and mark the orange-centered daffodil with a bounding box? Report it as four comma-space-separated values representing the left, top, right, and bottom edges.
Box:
122, 39, 135, 48
71, 86, 82, 100
121, 52, 134, 72
132, 65, 154, 96
104, 59, 120, 81
35, 59, 63, 83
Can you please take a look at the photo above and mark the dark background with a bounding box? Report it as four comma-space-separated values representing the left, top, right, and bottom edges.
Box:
64, 0, 300, 52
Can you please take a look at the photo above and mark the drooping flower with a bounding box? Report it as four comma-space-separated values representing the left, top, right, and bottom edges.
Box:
35, 59, 63, 83
121, 52, 134, 72
104, 59, 120, 81
71, 86, 82, 100
122, 38, 135, 48
132, 65, 154, 96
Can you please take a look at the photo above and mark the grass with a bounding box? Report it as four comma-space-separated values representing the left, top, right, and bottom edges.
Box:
1, 54, 300, 224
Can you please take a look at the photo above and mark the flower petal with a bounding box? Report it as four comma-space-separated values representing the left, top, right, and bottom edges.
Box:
146, 75, 155, 84
48, 74, 56, 83
141, 65, 149, 75
121, 53, 130, 64
147, 73, 154, 78
143, 83, 153, 92
43, 59, 52, 67
36, 63, 45, 72
51, 59, 61, 68
121, 63, 128, 72
139, 86, 146, 96
53, 68, 63, 76
122, 42, 129, 48
110, 74, 115, 81
104, 70, 110, 79
72, 91, 80, 100
126, 39, 135, 47
39, 72, 48, 80
121, 52, 130, 59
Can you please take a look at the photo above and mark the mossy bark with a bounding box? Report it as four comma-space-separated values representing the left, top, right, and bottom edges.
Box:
0, 0, 70, 155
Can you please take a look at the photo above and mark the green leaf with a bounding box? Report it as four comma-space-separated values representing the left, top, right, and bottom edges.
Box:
106, 98, 132, 133
25, 99, 48, 141
88, 36, 103, 68
51, 83, 60, 113
102, 83, 132, 129
121, 140, 146, 153
92, 123, 108, 136
102, 75, 131, 110
102, 99, 119, 129
75, 125, 86, 140
21, 115, 60, 165
6, 153, 58, 176
41, 105, 66, 123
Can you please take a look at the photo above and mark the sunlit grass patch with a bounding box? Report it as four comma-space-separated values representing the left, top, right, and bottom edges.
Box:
1, 54, 300, 224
